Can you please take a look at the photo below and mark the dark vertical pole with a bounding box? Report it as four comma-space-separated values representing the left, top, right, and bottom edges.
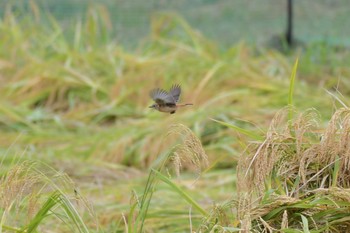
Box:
286, 0, 293, 46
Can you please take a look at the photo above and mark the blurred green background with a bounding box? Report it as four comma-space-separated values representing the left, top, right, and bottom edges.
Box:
1, 0, 349, 48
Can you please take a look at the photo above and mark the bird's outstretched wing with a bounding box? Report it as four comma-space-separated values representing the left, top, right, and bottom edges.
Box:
150, 84, 182, 104
169, 84, 181, 103
150, 88, 175, 105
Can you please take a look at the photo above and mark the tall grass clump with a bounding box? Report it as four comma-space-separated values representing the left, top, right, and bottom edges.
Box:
231, 108, 350, 232
0, 158, 95, 232
127, 124, 210, 232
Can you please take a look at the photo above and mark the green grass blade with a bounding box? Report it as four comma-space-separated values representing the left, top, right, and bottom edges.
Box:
152, 169, 208, 216
22, 191, 89, 233
136, 170, 157, 233
300, 214, 310, 233
288, 58, 299, 121
58, 194, 90, 233
128, 197, 138, 233
281, 229, 303, 233
211, 118, 263, 141
222, 227, 241, 232
24, 192, 60, 233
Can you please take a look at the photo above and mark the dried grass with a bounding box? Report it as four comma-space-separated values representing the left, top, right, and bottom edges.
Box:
167, 124, 209, 177
0, 159, 95, 231
0, 161, 39, 212
235, 108, 350, 231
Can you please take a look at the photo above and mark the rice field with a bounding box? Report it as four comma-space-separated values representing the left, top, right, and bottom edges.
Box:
1, 3, 350, 233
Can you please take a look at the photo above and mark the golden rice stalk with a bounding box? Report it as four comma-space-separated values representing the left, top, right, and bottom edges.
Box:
281, 210, 288, 229
0, 161, 40, 212
167, 124, 209, 177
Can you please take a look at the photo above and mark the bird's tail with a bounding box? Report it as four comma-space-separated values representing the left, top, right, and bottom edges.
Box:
177, 103, 193, 107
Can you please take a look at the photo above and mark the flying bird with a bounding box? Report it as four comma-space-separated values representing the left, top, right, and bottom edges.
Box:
149, 84, 193, 114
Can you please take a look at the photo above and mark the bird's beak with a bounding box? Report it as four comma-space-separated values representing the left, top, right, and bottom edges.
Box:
149, 105, 154, 109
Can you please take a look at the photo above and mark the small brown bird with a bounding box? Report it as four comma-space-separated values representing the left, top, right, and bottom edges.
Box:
149, 84, 193, 114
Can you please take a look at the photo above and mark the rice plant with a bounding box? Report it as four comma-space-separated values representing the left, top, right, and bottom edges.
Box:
0, 159, 94, 232
230, 108, 350, 232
